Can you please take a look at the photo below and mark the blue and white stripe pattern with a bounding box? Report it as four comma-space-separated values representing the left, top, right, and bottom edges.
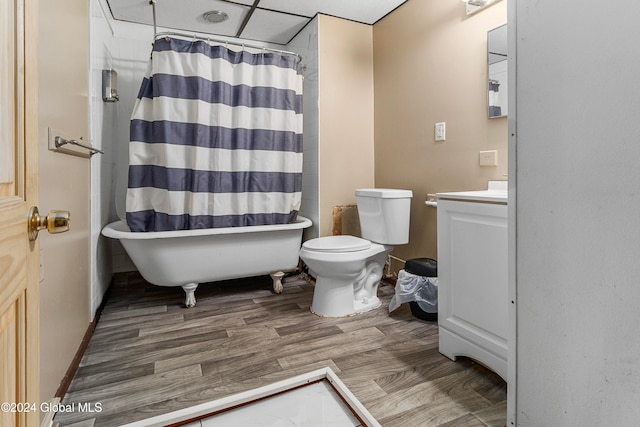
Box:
126, 37, 303, 232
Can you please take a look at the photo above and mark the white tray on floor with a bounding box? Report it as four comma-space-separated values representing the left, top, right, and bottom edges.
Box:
120, 367, 381, 427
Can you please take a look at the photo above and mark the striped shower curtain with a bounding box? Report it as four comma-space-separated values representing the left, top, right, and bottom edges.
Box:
126, 37, 303, 232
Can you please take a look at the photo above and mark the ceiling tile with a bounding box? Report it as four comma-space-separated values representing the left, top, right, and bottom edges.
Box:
251, 0, 317, 18
105, 0, 408, 45
253, 0, 407, 24
240, 9, 310, 45
108, 0, 250, 38
227, 0, 257, 7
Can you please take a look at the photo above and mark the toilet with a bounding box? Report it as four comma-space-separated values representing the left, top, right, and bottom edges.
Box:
300, 188, 412, 317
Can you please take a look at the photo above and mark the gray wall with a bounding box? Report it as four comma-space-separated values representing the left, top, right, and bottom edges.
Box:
514, 1, 640, 424
287, 17, 320, 241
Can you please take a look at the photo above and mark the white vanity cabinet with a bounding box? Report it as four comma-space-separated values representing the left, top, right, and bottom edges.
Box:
436, 185, 508, 381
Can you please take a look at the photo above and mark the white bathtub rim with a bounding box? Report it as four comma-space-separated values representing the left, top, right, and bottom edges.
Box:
102, 215, 312, 240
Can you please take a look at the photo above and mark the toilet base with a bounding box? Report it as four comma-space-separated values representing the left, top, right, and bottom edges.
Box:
354, 296, 382, 314
309, 276, 382, 318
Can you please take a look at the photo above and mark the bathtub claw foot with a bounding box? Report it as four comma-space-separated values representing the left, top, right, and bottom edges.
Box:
270, 271, 285, 294
181, 283, 198, 308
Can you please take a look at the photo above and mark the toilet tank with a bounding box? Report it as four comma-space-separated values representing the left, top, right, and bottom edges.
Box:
355, 188, 413, 245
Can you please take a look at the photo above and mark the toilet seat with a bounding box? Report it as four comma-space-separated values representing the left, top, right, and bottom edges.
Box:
302, 235, 371, 253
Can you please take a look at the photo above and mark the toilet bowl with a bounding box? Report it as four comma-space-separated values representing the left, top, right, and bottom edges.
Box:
300, 236, 391, 317
300, 189, 412, 317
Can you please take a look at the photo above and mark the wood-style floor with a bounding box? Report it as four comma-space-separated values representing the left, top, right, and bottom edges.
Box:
54, 272, 507, 427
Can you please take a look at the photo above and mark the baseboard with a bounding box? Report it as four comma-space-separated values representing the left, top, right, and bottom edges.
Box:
54, 277, 113, 399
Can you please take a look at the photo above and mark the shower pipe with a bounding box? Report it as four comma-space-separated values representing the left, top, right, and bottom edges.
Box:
148, 0, 302, 62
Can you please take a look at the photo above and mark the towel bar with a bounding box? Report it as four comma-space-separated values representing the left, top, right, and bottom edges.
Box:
54, 135, 104, 157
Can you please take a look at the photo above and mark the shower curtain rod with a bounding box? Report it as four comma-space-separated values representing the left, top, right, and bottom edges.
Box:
148, 0, 301, 62
154, 31, 302, 62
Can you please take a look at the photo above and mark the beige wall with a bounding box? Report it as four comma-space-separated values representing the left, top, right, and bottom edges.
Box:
318, 15, 375, 236
373, 0, 507, 263
38, 0, 91, 403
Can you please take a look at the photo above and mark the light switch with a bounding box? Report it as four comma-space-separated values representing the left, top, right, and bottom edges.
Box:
479, 150, 498, 166
435, 122, 446, 141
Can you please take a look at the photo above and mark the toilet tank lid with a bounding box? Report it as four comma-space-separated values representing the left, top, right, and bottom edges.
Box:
355, 188, 413, 198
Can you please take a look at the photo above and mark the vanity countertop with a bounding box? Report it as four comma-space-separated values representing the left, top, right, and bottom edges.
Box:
436, 181, 508, 203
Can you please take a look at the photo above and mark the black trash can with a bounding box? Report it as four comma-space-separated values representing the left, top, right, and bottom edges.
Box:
404, 258, 438, 321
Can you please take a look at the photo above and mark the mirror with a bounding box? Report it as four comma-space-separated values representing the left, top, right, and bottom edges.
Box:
487, 24, 507, 118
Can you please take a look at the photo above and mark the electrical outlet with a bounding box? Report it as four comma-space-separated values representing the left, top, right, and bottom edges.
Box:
435, 122, 446, 141
479, 150, 498, 166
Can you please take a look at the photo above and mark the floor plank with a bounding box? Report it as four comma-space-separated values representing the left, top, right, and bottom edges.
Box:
55, 273, 506, 426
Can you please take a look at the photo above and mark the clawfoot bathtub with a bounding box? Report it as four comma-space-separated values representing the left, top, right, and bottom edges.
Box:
102, 216, 312, 307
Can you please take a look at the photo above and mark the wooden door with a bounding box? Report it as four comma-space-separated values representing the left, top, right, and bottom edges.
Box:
0, 0, 40, 426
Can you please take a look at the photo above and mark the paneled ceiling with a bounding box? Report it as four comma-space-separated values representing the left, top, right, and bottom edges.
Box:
106, 0, 408, 45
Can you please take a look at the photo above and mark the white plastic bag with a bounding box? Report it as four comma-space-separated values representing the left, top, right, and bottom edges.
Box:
389, 269, 438, 313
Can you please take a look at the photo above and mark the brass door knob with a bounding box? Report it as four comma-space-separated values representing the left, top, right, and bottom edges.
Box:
28, 206, 71, 241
